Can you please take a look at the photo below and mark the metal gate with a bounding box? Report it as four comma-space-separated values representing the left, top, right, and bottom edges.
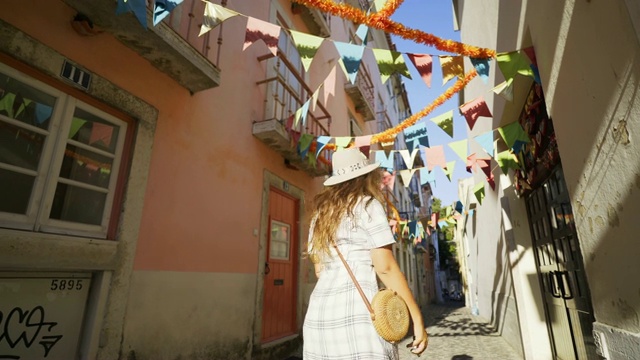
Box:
526, 167, 599, 359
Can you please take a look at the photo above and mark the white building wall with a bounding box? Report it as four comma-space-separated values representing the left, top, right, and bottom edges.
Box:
457, 0, 640, 359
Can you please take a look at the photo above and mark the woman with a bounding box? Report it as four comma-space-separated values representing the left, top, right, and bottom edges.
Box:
303, 148, 428, 359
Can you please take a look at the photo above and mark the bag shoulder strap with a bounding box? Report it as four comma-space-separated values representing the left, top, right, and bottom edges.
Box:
332, 243, 376, 320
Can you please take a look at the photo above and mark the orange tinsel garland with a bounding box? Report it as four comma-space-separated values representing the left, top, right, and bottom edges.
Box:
373, 69, 477, 143
324, 69, 477, 151
377, 0, 404, 18
291, 0, 495, 58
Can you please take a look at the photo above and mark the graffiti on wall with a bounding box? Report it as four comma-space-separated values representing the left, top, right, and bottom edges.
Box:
0, 274, 92, 360
0, 306, 63, 359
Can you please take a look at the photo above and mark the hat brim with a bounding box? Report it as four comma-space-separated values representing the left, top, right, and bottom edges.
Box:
323, 162, 381, 186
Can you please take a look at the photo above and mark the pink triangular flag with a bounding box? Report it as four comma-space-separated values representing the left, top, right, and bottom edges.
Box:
466, 153, 477, 173
460, 96, 492, 130
89, 122, 114, 146
477, 158, 495, 190
243, 17, 281, 56
354, 135, 372, 156
425, 145, 446, 171
407, 53, 432, 88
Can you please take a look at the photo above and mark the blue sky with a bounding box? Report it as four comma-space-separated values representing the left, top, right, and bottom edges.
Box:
389, 0, 471, 206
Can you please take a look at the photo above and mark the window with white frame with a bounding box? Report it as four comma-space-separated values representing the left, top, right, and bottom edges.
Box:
265, 15, 305, 124
0, 63, 130, 239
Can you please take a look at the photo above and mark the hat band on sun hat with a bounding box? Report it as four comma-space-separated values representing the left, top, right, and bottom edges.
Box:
331, 159, 370, 177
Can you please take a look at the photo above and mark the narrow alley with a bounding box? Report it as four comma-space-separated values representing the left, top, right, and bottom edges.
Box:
398, 304, 522, 360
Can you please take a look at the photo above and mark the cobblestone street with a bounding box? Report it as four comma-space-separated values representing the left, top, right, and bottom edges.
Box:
399, 303, 523, 360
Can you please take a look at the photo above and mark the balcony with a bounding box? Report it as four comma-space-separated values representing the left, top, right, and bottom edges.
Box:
291, 4, 331, 37
62, 0, 220, 93
345, 65, 376, 121
253, 52, 332, 177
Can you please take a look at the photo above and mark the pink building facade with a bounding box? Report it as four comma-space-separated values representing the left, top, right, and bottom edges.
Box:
0, 1, 421, 359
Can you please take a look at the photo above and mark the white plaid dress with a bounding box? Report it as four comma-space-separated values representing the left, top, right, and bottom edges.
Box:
303, 197, 399, 360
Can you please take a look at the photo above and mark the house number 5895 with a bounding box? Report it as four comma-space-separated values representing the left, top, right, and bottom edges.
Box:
50, 279, 83, 290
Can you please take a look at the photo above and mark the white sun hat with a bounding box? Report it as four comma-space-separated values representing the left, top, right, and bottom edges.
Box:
323, 148, 381, 186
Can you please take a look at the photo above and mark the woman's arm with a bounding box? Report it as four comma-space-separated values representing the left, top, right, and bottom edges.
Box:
371, 245, 428, 354
314, 262, 323, 279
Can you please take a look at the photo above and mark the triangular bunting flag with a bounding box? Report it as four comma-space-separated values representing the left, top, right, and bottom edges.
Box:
444, 161, 455, 181
316, 136, 331, 158
430, 110, 454, 137
310, 83, 321, 112
466, 153, 477, 173
425, 145, 446, 171
496, 150, 520, 175
398, 149, 419, 169
498, 122, 530, 149
374, 0, 387, 11
470, 57, 490, 83
399, 169, 417, 187
440, 55, 464, 85
459, 96, 492, 130
244, 17, 281, 56
380, 136, 396, 157
355, 24, 369, 45
419, 167, 436, 185
334, 136, 352, 149
455, 201, 463, 213
116, 0, 148, 29
496, 51, 534, 80
354, 135, 372, 155
153, 0, 183, 26
297, 133, 314, 159
493, 79, 514, 102
335, 42, 366, 84
477, 158, 495, 190
290, 30, 325, 71
293, 99, 311, 127
407, 53, 433, 88
322, 65, 338, 104
408, 221, 418, 238
523, 46, 537, 66
403, 121, 428, 152
372, 49, 411, 84
473, 182, 485, 205
474, 130, 495, 158
199, 2, 240, 36
375, 150, 395, 170
448, 139, 468, 161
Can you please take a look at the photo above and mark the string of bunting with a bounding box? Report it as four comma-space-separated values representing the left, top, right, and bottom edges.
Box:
114, 0, 540, 227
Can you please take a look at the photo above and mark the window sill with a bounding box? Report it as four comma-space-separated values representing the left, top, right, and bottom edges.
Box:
0, 229, 118, 271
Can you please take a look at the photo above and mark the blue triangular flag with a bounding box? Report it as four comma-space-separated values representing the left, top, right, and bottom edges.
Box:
419, 167, 436, 185
531, 64, 541, 84
474, 131, 494, 157
153, 0, 183, 26
355, 24, 369, 45
408, 221, 417, 238
470, 58, 490, 83
334, 42, 366, 84
455, 201, 463, 213
375, 150, 395, 170
316, 136, 331, 158
116, 0, 148, 29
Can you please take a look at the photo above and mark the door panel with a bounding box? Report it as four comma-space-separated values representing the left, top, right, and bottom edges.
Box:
262, 187, 298, 342
526, 167, 599, 359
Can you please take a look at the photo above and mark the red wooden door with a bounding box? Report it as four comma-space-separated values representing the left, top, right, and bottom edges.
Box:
262, 187, 298, 342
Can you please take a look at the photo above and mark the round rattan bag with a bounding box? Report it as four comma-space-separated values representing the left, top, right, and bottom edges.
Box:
371, 289, 410, 343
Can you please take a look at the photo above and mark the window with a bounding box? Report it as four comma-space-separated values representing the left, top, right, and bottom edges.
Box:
266, 16, 305, 124
270, 220, 290, 260
0, 63, 130, 239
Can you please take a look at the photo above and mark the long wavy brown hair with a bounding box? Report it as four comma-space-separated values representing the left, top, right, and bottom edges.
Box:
307, 168, 385, 263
